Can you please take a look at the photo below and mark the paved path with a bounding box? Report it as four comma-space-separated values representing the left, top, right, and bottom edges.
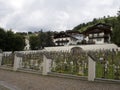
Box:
0, 69, 120, 90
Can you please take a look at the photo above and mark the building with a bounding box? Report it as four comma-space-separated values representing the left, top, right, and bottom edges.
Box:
53, 23, 112, 46
83, 23, 112, 44
53, 31, 84, 46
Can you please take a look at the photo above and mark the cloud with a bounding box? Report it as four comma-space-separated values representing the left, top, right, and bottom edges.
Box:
0, 0, 119, 32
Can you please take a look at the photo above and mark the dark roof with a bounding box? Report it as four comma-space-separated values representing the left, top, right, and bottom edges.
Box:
54, 32, 69, 38
66, 30, 81, 34
83, 23, 112, 34
54, 30, 81, 39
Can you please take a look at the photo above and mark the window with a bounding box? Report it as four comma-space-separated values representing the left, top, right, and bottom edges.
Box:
97, 38, 102, 41
97, 33, 99, 37
94, 34, 97, 37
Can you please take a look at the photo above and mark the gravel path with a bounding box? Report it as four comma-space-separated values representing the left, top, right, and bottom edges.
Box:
0, 69, 120, 90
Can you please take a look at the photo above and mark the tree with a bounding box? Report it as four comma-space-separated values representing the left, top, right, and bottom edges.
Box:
38, 30, 46, 48
28, 31, 32, 34
29, 30, 55, 50
45, 31, 55, 47
93, 18, 97, 24
0, 28, 25, 51
13, 35, 25, 51
29, 35, 39, 50
5, 30, 15, 51
112, 10, 120, 46
0, 28, 6, 50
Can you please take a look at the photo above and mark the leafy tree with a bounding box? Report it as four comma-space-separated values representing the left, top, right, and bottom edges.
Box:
45, 31, 55, 47
0, 28, 6, 51
28, 31, 32, 34
38, 30, 46, 48
38, 30, 54, 48
13, 35, 25, 51
93, 18, 97, 24
29, 35, 39, 50
29, 30, 55, 50
0, 28, 25, 51
5, 30, 15, 51
112, 10, 120, 46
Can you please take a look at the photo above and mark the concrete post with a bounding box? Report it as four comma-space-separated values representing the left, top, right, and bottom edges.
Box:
88, 56, 96, 81
42, 55, 52, 75
0, 53, 2, 66
13, 54, 22, 71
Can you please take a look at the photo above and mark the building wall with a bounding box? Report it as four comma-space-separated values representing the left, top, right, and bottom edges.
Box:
53, 30, 111, 46
93, 38, 104, 44
86, 32, 111, 44
53, 37, 71, 46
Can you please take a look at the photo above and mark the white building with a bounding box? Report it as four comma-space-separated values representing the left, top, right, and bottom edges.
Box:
83, 23, 112, 44
53, 31, 84, 46
53, 23, 112, 46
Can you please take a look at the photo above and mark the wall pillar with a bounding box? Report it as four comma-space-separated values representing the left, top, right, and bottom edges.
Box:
13, 54, 22, 71
0, 53, 2, 66
42, 55, 52, 75
88, 56, 96, 81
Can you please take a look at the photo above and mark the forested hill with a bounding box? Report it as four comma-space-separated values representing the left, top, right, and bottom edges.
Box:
72, 16, 117, 32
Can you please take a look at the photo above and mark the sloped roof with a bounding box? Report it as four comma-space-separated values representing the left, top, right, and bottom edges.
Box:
54, 32, 69, 38
70, 34, 83, 40
83, 23, 112, 34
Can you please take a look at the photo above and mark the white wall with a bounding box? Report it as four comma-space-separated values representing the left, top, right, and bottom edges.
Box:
53, 37, 71, 46
44, 44, 118, 52
94, 38, 104, 44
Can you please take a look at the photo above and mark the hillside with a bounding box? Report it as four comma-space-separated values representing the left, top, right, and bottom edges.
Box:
72, 14, 120, 46
72, 16, 117, 32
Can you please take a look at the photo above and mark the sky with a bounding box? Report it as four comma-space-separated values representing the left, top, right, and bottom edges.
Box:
0, 0, 119, 32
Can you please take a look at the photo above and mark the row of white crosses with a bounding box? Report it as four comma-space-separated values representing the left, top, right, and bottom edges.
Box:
50, 51, 88, 75
21, 53, 43, 71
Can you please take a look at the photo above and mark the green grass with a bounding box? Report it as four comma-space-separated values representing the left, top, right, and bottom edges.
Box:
96, 62, 103, 78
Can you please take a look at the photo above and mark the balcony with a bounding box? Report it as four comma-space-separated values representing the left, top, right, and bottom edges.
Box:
89, 35, 109, 39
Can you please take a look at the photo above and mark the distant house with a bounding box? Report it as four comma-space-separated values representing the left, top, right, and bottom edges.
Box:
53, 31, 84, 46
83, 23, 112, 44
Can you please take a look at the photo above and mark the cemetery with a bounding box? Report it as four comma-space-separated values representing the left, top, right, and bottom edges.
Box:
0, 46, 120, 82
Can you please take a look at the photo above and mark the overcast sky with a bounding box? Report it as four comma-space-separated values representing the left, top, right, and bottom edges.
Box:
0, 0, 119, 32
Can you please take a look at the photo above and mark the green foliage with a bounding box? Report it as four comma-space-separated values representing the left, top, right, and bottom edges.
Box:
49, 51, 88, 76
72, 10, 120, 46
16, 32, 27, 36
29, 35, 39, 50
112, 10, 120, 46
73, 16, 117, 32
13, 35, 25, 51
38, 30, 54, 48
0, 28, 25, 51
0, 28, 6, 50
29, 30, 54, 50
90, 50, 120, 79
28, 31, 32, 34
